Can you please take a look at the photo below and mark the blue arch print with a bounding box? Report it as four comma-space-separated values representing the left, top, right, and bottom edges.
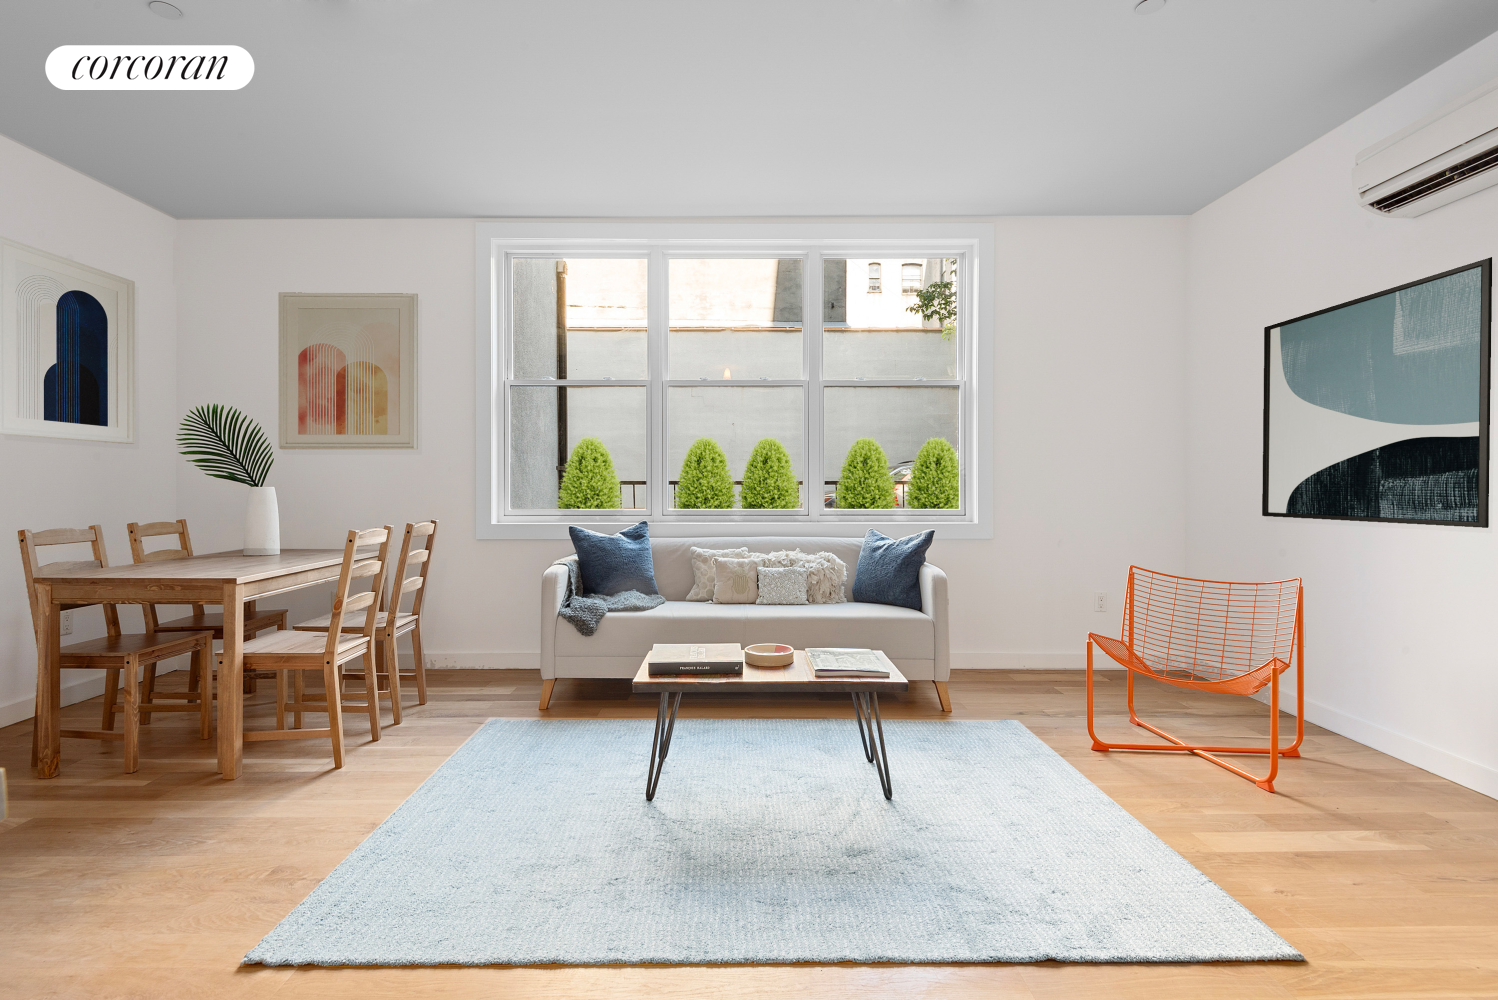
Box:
43, 290, 107, 426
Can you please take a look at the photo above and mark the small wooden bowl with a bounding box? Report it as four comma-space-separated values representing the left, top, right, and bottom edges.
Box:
744, 643, 795, 668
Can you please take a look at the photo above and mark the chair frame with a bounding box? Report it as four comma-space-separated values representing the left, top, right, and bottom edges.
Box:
291, 519, 436, 725
226, 527, 388, 768
19, 525, 212, 772
1085, 566, 1305, 793
127, 519, 289, 701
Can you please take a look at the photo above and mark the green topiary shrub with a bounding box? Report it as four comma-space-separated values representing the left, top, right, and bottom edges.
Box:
558, 437, 621, 509
740, 438, 800, 509
835, 438, 896, 509
676, 437, 736, 509
906, 437, 959, 509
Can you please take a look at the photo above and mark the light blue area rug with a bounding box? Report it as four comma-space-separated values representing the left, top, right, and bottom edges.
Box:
244, 719, 1301, 966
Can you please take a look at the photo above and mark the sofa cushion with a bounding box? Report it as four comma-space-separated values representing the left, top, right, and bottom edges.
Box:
569, 521, 658, 596
555, 600, 933, 661
852, 528, 934, 611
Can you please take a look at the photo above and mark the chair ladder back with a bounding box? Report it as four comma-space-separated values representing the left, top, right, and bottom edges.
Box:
323, 527, 391, 656
17, 525, 121, 643
392, 519, 437, 620
126, 519, 204, 628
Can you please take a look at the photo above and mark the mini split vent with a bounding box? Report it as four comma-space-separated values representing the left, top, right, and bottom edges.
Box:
1356, 78, 1498, 218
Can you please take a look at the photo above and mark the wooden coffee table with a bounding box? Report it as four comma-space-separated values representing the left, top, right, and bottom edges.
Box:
631, 649, 909, 801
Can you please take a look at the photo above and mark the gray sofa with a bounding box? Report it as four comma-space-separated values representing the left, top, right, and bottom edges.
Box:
539, 536, 950, 711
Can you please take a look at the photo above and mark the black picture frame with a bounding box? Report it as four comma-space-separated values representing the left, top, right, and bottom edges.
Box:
1262, 258, 1491, 528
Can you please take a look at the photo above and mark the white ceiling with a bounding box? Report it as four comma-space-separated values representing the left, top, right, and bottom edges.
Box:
2, 1, 1497, 219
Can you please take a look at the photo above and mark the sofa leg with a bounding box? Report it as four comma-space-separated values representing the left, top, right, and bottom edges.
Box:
538, 678, 555, 711
934, 680, 952, 713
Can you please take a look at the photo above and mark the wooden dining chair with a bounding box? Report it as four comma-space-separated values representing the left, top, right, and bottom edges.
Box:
19, 526, 213, 772
226, 527, 388, 768
126, 520, 289, 703
293, 519, 436, 723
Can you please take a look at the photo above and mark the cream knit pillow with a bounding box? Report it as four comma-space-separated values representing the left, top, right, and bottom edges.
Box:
686, 546, 750, 601
712, 556, 759, 604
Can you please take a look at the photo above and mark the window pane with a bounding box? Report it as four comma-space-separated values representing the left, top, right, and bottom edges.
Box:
668, 386, 804, 509
509, 385, 647, 510
823, 386, 959, 508
512, 258, 647, 380
824, 257, 957, 380
668, 258, 802, 380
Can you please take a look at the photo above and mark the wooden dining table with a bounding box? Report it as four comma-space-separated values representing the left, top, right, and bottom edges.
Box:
31, 549, 355, 780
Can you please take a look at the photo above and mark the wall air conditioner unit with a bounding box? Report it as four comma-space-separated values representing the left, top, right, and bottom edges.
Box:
1355, 77, 1498, 217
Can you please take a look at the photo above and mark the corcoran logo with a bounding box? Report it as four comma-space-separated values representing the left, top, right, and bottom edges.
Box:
46, 45, 253, 90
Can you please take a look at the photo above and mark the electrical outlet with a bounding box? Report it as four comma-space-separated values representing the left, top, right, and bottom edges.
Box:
59, 609, 74, 635
1092, 592, 1108, 614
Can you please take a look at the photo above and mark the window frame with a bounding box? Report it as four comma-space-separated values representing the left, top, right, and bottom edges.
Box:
475, 222, 993, 539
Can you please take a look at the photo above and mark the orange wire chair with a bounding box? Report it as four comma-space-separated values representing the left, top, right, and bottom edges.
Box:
1086, 566, 1304, 792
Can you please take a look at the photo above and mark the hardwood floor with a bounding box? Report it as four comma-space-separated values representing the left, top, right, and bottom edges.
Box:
3, 668, 1496, 999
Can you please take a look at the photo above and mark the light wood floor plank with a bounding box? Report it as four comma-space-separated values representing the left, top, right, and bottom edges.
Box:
3, 667, 1496, 999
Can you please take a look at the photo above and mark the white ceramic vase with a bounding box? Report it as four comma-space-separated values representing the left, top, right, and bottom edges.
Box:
244, 486, 281, 556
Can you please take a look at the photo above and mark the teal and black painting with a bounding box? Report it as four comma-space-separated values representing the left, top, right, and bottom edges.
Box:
1277, 265, 1485, 523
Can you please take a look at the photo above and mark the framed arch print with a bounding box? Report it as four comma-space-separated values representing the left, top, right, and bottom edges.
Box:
1263, 259, 1491, 526
278, 292, 416, 448
0, 237, 134, 443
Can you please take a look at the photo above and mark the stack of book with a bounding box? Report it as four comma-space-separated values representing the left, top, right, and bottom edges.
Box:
807, 648, 890, 678
646, 643, 744, 675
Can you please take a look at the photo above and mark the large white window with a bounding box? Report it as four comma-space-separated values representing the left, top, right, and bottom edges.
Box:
475, 223, 993, 538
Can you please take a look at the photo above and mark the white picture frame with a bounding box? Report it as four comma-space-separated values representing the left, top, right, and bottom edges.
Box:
278, 292, 417, 449
0, 237, 134, 443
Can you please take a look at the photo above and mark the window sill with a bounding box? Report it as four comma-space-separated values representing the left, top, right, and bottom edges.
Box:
476, 515, 990, 540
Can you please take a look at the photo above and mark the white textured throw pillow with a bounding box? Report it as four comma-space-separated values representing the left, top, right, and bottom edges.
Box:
755, 549, 847, 604
686, 546, 751, 601
712, 556, 759, 604
756, 565, 810, 605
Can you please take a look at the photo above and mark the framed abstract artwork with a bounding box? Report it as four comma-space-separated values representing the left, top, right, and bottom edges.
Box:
1264, 260, 1491, 527
0, 237, 134, 443
278, 293, 416, 448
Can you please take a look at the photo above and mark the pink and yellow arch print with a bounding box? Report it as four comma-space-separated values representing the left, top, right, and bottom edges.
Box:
286, 300, 408, 443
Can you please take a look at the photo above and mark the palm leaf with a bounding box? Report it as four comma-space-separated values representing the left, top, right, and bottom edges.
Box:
178, 404, 274, 488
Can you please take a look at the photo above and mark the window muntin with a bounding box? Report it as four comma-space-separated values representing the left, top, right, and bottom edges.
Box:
489, 232, 978, 528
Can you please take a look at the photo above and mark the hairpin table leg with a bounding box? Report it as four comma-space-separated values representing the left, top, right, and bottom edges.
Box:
646, 691, 681, 801
852, 692, 893, 800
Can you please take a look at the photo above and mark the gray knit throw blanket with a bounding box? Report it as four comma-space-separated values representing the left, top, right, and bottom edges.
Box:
555, 558, 665, 636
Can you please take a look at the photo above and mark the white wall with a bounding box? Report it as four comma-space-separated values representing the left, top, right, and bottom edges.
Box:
173, 216, 1190, 671
0, 133, 180, 727
1186, 34, 1498, 798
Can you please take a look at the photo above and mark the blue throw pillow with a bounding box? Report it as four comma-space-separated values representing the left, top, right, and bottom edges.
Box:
852, 528, 935, 611
569, 521, 659, 596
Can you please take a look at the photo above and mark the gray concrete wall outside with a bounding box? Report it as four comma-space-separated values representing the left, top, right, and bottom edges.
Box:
509, 259, 560, 509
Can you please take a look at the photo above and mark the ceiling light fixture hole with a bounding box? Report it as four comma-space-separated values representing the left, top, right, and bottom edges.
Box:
1134, 0, 1166, 13
148, 1, 184, 19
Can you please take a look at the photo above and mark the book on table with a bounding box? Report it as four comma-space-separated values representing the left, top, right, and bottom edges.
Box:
646, 643, 744, 675
807, 648, 890, 677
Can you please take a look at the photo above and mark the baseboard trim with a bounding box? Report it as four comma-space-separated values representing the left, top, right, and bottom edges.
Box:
952, 652, 1096, 670
0, 675, 108, 730
424, 652, 540, 671
1300, 697, 1498, 802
